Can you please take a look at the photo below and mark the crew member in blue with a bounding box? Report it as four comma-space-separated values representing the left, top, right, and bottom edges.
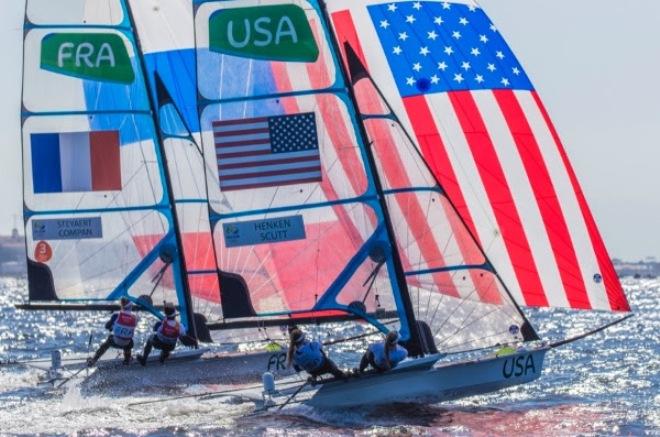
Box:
87, 296, 138, 366
137, 302, 186, 366
286, 328, 345, 380
358, 331, 408, 373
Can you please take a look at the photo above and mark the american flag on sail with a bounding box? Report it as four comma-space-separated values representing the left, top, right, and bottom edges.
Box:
214, 113, 322, 191
329, 0, 629, 312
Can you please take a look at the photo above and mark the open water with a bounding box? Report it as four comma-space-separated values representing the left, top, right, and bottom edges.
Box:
0, 277, 657, 436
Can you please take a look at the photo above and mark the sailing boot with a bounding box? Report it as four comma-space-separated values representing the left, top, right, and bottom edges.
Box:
136, 354, 147, 366
123, 349, 131, 365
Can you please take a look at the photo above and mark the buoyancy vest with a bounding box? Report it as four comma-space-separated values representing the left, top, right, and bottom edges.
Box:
293, 340, 324, 372
369, 342, 408, 369
156, 319, 180, 345
112, 311, 137, 346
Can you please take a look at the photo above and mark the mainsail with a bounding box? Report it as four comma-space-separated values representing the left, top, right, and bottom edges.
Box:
192, 0, 417, 341
21, 0, 197, 330
326, 0, 630, 313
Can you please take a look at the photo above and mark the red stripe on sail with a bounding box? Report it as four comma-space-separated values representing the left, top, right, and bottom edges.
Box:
532, 92, 629, 311
448, 91, 548, 306
495, 90, 591, 309
402, 95, 500, 303
214, 138, 270, 147
214, 128, 269, 137
219, 155, 320, 170
89, 131, 121, 191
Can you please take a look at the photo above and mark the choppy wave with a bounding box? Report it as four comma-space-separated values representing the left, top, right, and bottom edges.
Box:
1, 277, 658, 436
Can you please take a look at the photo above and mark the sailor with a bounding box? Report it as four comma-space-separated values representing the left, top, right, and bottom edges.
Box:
286, 328, 345, 380
87, 296, 138, 366
358, 331, 408, 373
137, 302, 186, 366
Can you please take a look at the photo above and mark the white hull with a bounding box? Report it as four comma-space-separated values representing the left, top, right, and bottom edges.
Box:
37, 347, 294, 391
265, 348, 547, 408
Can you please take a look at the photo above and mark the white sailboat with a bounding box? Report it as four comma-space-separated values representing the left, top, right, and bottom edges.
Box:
17, 0, 631, 405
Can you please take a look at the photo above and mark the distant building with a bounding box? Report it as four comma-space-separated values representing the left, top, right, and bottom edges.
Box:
613, 258, 659, 278
0, 227, 26, 276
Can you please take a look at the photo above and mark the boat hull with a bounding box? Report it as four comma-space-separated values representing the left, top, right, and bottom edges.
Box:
304, 348, 547, 408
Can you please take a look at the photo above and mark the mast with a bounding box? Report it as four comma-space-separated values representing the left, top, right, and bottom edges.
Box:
124, 0, 198, 340
340, 44, 539, 341
318, 0, 424, 354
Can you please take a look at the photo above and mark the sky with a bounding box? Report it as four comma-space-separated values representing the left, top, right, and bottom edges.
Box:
0, 0, 658, 261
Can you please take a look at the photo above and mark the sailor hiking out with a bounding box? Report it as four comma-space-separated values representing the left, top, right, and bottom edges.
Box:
358, 331, 408, 373
87, 296, 138, 366
137, 302, 187, 366
287, 328, 345, 380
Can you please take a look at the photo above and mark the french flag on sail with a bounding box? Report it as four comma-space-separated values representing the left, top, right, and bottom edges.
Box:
31, 131, 122, 193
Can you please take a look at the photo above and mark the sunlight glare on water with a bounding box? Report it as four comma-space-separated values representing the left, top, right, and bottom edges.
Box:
1, 277, 658, 436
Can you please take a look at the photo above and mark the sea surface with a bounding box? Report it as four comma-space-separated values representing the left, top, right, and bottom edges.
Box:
0, 276, 657, 436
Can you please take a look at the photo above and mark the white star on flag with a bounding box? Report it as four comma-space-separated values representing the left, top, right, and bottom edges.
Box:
496, 51, 505, 59
399, 32, 409, 41
387, 3, 397, 12
427, 30, 438, 40
459, 17, 469, 25
471, 47, 481, 56
434, 16, 444, 25
406, 14, 416, 23
461, 61, 471, 71
406, 76, 415, 86
413, 2, 422, 10
413, 62, 422, 72
419, 46, 430, 56
454, 73, 464, 83
437, 61, 448, 71
430, 75, 440, 84
501, 77, 510, 86
487, 63, 496, 72
475, 74, 485, 83
479, 34, 489, 43
452, 30, 462, 39
444, 46, 454, 55
392, 46, 402, 55
380, 20, 389, 28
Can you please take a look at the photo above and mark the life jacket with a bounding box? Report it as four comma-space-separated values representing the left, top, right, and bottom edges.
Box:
156, 319, 180, 345
369, 342, 408, 369
112, 311, 137, 346
293, 340, 324, 372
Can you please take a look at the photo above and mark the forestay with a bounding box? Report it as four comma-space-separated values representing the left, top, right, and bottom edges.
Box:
21, 0, 193, 328
326, 0, 629, 313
